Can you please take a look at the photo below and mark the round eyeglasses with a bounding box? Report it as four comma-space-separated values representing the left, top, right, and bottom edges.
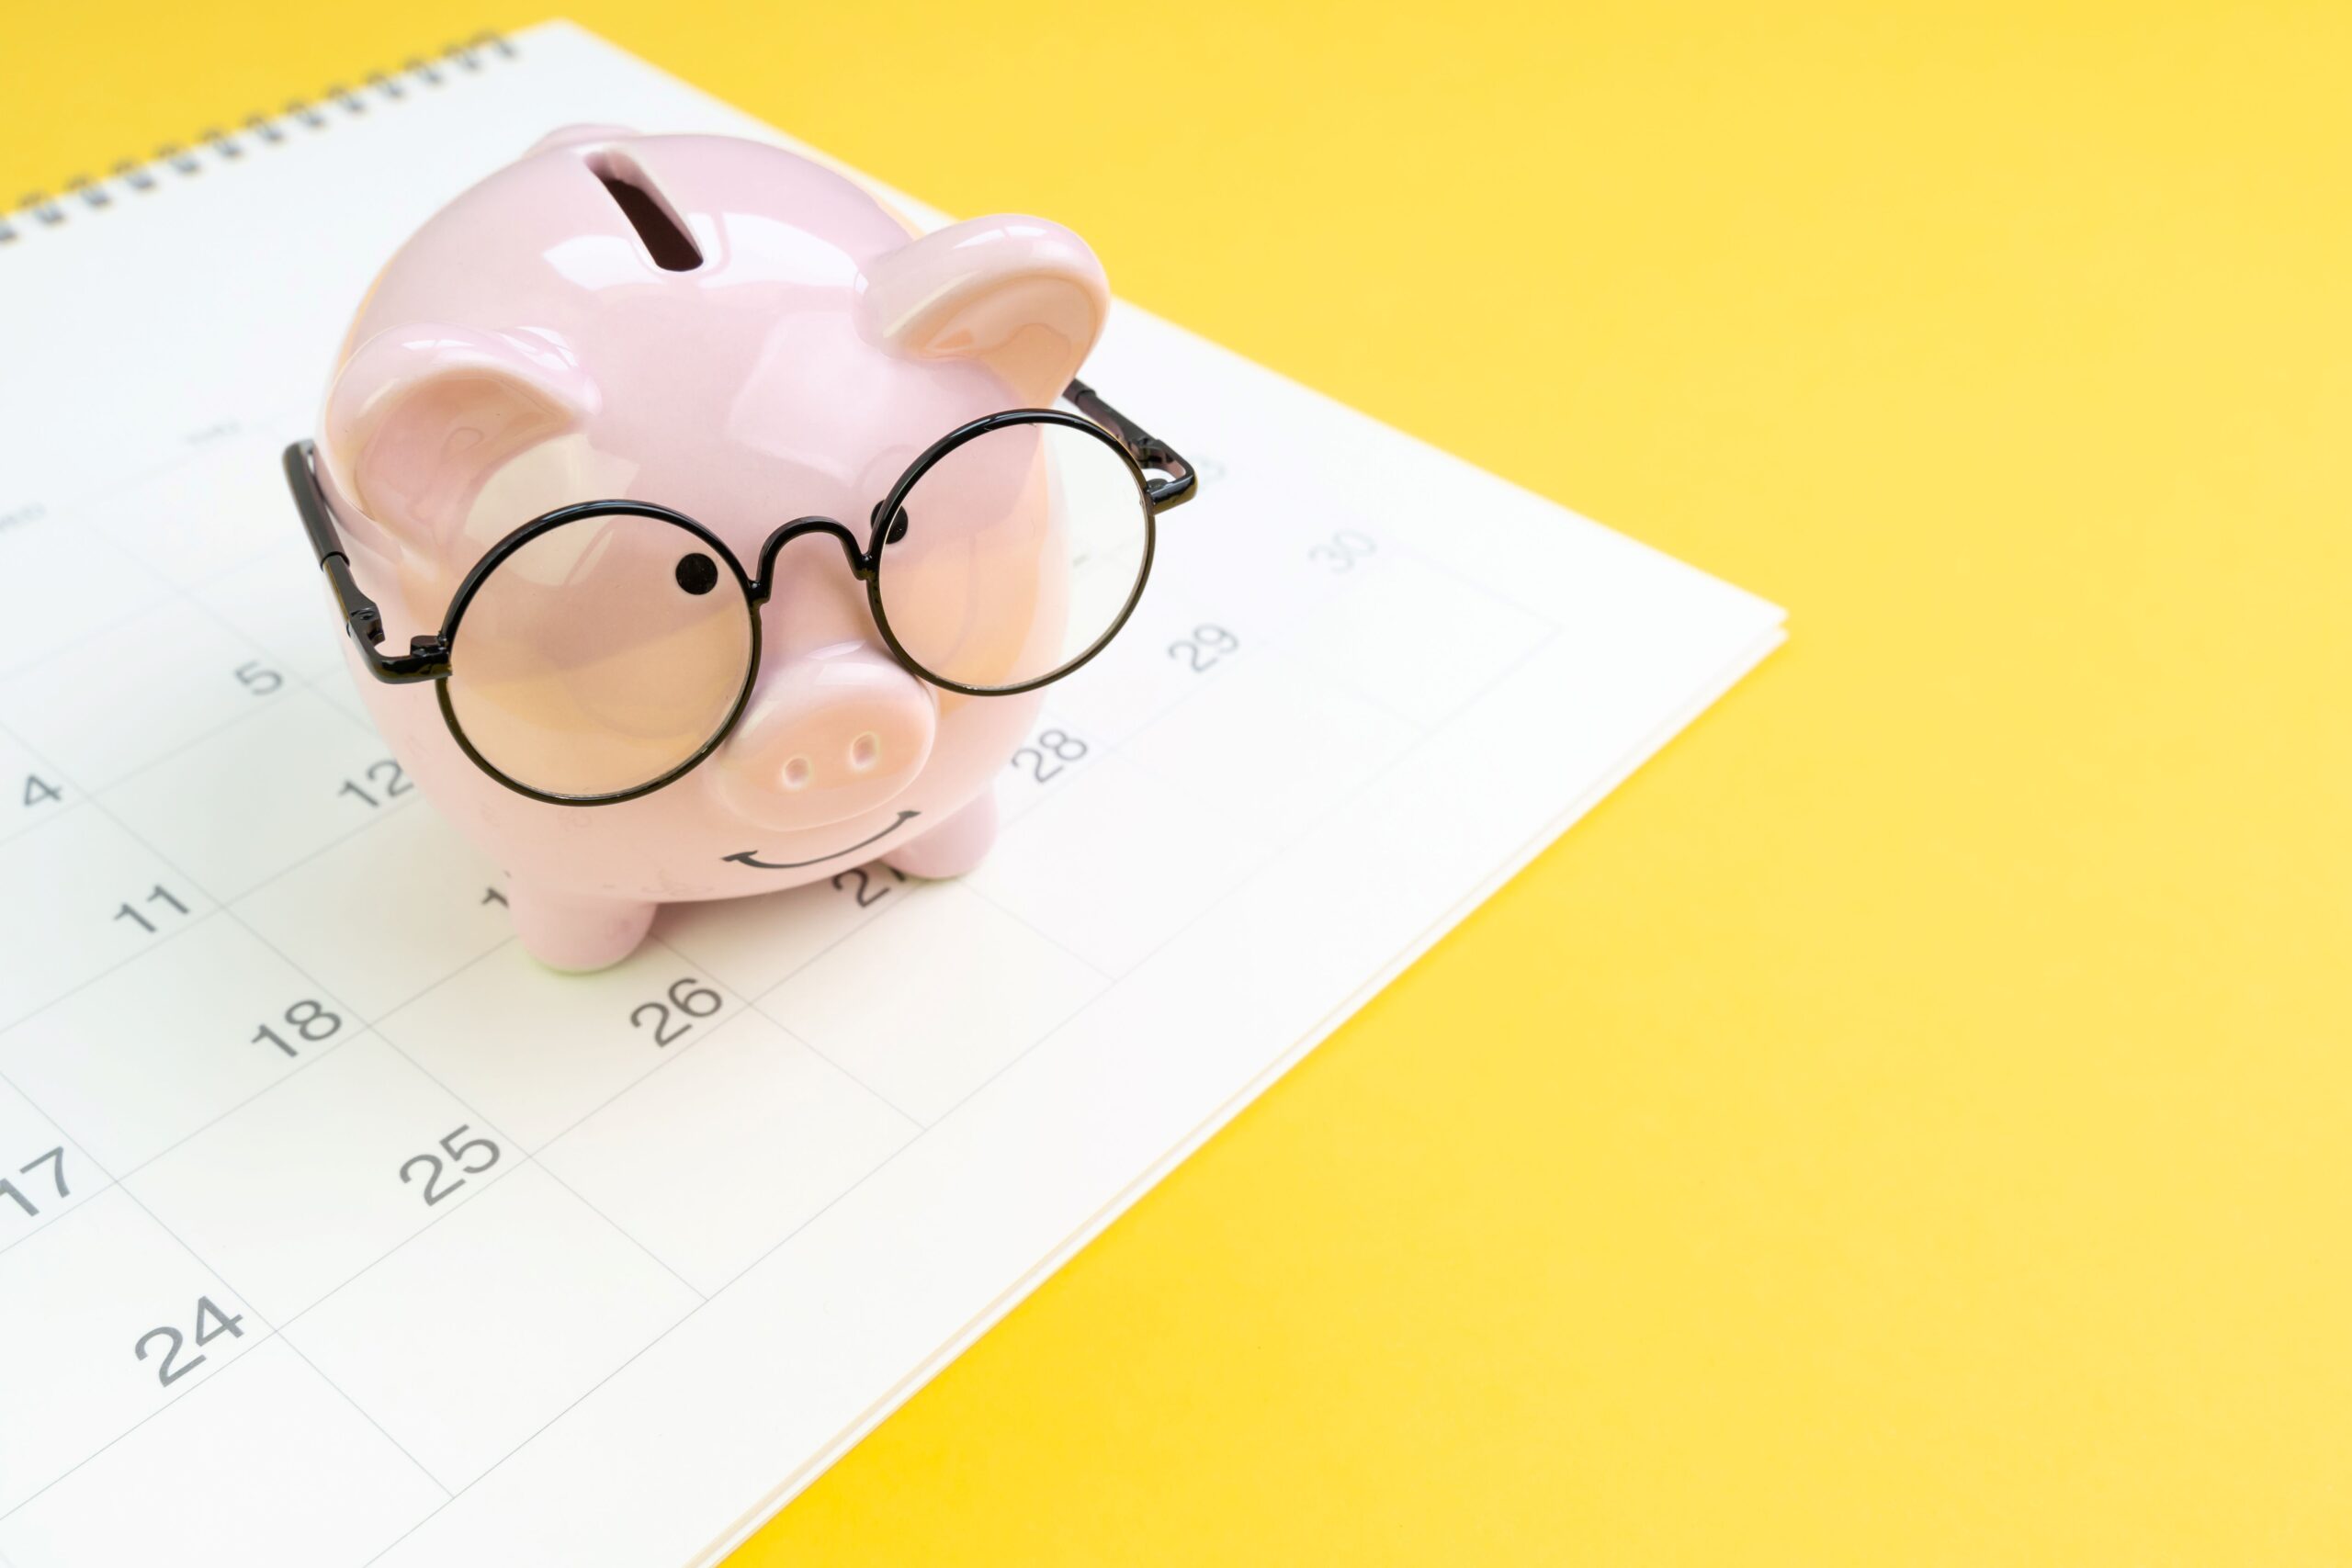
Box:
285, 382, 1196, 806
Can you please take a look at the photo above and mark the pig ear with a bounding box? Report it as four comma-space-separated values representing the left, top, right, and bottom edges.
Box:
862, 216, 1109, 405
322, 324, 595, 549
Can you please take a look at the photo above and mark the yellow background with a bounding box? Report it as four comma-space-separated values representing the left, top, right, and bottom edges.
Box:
9, 1, 2347, 1561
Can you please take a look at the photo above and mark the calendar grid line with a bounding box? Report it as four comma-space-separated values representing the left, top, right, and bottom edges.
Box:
531, 1161, 710, 1305
8, 1021, 384, 1258
0, 1306, 280, 1524
104, 1179, 459, 1506
2, 497, 1528, 1306
0, 1061, 115, 1250
0, 27, 1790, 1562
54, 409, 302, 535
355, 1291, 691, 1568
6, 518, 1283, 1537
0, 547, 182, 684
666, 872, 918, 1010
254, 1144, 524, 1327
6, 901, 526, 1238
1, 1046, 446, 1525
2, 718, 579, 1523
0, 716, 214, 1037
14, 316, 1596, 1564
3, 1104, 567, 1521
0, 897, 221, 1047
707, 620, 1565, 1292
364, 930, 749, 1153
0, 1244, 448, 1534
344, 621, 1568, 1553
0, 726, 444, 1042
526, 923, 931, 1143
756, 1011, 929, 1132
82, 654, 380, 800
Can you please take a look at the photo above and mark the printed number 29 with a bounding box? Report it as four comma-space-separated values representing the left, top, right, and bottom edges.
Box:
1169, 625, 1239, 673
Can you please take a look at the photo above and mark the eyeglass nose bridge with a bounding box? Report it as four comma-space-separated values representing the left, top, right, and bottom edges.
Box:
749, 515, 875, 605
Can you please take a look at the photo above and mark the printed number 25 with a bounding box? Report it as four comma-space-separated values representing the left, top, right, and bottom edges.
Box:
399, 1125, 502, 1205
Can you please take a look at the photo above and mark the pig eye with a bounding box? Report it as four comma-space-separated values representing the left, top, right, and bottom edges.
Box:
674, 552, 719, 595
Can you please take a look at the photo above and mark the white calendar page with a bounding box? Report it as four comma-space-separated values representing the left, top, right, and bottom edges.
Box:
0, 22, 1783, 1568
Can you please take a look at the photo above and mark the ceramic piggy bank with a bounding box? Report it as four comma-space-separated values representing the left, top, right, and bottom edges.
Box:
284, 128, 1193, 971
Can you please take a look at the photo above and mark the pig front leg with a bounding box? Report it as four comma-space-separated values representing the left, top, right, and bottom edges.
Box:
883, 789, 998, 880
507, 880, 658, 973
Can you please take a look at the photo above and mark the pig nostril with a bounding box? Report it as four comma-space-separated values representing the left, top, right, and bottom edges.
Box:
780, 756, 813, 792
848, 731, 881, 773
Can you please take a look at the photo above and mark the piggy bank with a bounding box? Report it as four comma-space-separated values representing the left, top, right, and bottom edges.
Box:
286, 127, 1192, 970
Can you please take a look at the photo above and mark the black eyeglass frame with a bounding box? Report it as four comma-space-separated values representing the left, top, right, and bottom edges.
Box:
283, 378, 1195, 807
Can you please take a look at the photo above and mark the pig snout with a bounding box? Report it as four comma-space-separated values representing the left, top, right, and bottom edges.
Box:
713, 645, 936, 829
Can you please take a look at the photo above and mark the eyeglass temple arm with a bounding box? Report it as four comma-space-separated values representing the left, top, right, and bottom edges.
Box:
281, 441, 451, 684
1065, 379, 1197, 512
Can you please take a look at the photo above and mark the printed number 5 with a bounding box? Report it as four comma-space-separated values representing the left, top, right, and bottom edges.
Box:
233, 660, 284, 696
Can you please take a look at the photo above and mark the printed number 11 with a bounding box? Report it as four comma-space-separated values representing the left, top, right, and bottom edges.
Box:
114, 885, 188, 934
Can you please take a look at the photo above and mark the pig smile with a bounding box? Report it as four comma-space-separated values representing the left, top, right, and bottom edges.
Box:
720, 809, 921, 871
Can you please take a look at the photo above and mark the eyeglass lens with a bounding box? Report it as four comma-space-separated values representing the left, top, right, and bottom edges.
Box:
444, 512, 754, 799
875, 418, 1151, 692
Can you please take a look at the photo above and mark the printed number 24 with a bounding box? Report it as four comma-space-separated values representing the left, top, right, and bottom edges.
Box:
134, 1296, 243, 1386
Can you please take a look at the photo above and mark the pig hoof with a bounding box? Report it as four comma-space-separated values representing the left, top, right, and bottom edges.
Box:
882, 791, 997, 880
507, 883, 657, 973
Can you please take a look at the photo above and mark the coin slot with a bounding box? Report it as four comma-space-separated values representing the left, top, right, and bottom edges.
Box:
588, 149, 701, 271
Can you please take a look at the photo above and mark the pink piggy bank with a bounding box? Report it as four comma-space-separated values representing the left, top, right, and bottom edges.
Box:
283, 127, 1193, 970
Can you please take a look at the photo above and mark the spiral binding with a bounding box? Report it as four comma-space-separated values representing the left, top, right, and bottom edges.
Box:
0, 30, 520, 249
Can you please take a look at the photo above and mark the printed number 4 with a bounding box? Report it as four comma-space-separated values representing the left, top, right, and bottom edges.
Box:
22, 773, 62, 810
134, 1295, 244, 1386
399, 1124, 502, 1205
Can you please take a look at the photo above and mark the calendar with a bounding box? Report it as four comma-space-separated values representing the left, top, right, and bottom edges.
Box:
0, 23, 1784, 1568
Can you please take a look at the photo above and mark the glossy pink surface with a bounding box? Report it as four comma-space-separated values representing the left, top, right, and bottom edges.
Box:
311, 127, 1110, 969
